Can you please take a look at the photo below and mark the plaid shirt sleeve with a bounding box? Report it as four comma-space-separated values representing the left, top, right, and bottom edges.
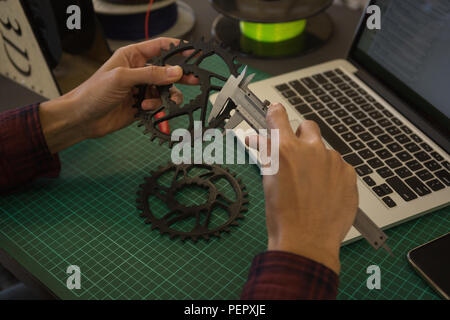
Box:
241, 251, 339, 300
0, 104, 61, 194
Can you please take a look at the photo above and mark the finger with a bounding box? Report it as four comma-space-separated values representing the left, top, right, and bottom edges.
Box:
245, 135, 273, 167
179, 74, 199, 85
245, 135, 271, 152
297, 120, 323, 143
158, 64, 198, 85
141, 98, 162, 111
114, 65, 183, 88
266, 103, 295, 138
133, 37, 183, 61
150, 64, 199, 85
169, 87, 183, 105
134, 38, 196, 60
181, 48, 196, 57
150, 85, 160, 98
245, 135, 260, 150
144, 85, 159, 100
295, 122, 303, 137
142, 87, 183, 110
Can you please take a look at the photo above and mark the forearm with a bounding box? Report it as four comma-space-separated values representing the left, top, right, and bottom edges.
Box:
39, 94, 85, 154
268, 235, 341, 275
241, 251, 339, 300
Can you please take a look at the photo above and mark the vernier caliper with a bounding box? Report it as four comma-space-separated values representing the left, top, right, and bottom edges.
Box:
209, 67, 393, 255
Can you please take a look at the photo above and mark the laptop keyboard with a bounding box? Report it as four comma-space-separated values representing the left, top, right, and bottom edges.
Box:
275, 68, 450, 208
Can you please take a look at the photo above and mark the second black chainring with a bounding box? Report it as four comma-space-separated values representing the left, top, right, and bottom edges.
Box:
136, 163, 249, 241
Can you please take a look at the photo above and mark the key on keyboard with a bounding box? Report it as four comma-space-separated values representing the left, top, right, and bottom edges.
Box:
303, 113, 352, 155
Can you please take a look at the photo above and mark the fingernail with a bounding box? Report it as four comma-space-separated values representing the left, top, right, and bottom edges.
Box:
167, 66, 182, 78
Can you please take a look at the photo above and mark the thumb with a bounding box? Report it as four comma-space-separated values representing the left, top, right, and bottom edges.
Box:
113, 65, 183, 88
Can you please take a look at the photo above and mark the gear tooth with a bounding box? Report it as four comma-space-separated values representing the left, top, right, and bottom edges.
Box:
213, 231, 221, 238
203, 234, 210, 241
243, 192, 249, 197
150, 134, 157, 141
231, 221, 239, 226
238, 214, 245, 219
243, 199, 249, 205
146, 219, 154, 224
240, 207, 248, 213
223, 227, 230, 233
180, 235, 186, 241
170, 234, 177, 240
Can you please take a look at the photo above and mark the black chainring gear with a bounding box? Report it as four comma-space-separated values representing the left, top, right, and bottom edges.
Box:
136, 163, 249, 241
132, 38, 242, 147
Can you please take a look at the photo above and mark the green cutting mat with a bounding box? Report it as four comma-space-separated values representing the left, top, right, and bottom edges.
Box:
1, 57, 449, 300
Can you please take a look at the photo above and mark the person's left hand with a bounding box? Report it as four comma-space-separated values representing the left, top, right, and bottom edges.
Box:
40, 37, 198, 153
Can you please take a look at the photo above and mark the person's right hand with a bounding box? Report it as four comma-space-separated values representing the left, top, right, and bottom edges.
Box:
246, 103, 359, 274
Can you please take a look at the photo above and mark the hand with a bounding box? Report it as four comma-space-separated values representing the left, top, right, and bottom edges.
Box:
39, 37, 198, 153
246, 103, 358, 274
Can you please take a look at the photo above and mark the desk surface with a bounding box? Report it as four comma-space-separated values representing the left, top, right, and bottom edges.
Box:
1, 1, 449, 300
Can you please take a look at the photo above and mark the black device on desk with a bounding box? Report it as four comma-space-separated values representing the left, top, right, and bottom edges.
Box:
407, 233, 450, 300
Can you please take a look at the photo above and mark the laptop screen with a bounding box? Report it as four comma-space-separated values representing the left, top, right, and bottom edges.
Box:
350, 0, 450, 130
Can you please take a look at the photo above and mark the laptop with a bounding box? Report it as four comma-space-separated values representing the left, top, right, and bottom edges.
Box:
213, 0, 450, 243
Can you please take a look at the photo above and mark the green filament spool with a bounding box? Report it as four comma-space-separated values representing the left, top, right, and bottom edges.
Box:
239, 19, 307, 43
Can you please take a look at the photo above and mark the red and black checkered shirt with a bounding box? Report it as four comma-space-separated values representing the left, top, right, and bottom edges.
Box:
0, 104, 339, 300
0, 104, 60, 193
241, 251, 338, 299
